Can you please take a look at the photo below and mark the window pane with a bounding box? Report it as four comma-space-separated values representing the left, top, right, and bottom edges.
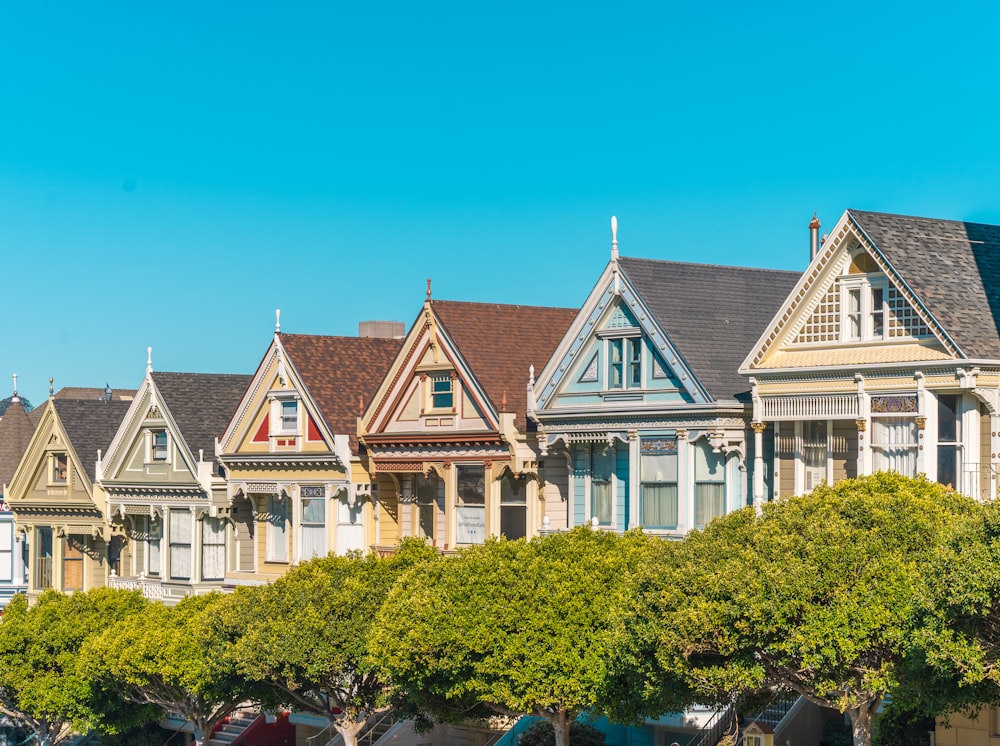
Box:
63, 536, 85, 591
148, 520, 161, 575
281, 400, 298, 431
608, 339, 623, 389
302, 497, 325, 523
938, 445, 959, 489
938, 394, 959, 442
432, 376, 453, 409
694, 444, 725, 482
695, 483, 725, 528
592, 479, 612, 524
170, 510, 192, 580
641, 483, 678, 528
871, 287, 884, 338
500, 505, 526, 540
0, 524, 11, 582
628, 338, 642, 387
457, 465, 485, 505
152, 431, 168, 461
36, 528, 53, 590
201, 517, 226, 581
266, 495, 288, 562
872, 417, 918, 477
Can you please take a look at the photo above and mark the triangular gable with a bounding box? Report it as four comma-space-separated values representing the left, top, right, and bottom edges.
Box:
7, 402, 95, 506
218, 336, 337, 459
741, 210, 959, 373
363, 303, 496, 437
99, 374, 200, 488
534, 261, 707, 411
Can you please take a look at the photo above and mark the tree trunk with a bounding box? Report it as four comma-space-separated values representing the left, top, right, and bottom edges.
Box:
335, 720, 364, 746
549, 710, 571, 746
847, 702, 874, 746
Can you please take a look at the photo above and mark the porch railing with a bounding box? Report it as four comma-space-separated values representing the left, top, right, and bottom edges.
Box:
106, 575, 165, 600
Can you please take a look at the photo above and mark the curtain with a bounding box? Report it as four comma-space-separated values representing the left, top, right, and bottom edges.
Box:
169, 510, 192, 580
641, 483, 678, 528
300, 498, 326, 560
872, 417, 917, 477
201, 517, 226, 580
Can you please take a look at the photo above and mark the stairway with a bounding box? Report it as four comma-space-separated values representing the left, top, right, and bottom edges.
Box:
207, 710, 263, 746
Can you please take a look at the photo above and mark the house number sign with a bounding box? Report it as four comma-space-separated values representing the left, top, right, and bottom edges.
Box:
300, 486, 325, 498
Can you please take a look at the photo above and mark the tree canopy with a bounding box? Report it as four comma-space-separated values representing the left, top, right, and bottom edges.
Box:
371, 527, 665, 746
631, 473, 985, 746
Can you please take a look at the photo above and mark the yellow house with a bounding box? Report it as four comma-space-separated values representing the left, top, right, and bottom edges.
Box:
216, 315, 402, 585
740, 210, 1000, 506
359, 292, 576, 551
5, 386, 134, 600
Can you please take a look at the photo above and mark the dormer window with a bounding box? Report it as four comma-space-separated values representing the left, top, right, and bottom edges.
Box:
608, 336, 642, 390
842, 277, 888, 342
151, 430, 168, 462
280, 400, 298, 432
430, 374, 454, 410
52, 454, 68, 484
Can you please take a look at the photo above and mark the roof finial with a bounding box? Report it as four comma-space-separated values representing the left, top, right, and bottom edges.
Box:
11, 373, 17, 402
147, 346, 153, 374
275, 309, 281, 334
501, 389, 508, 412
610, 215, 619, 261
358, 395, 364, 416
49, 377, 54, 398
426, 278, 432, 300
529, 364, 535, 387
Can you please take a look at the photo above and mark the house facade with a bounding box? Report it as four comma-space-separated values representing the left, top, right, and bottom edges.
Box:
216, 318, 402, 585
100, 359, 251, 605
741, 210, 1000, 506
359, 294, 577, 550
530, 223, 800, 535
0, 383, 37, 608
5, 388, 134, 600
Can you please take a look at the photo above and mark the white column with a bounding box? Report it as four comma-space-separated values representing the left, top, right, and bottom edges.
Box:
752, 422, 765, 514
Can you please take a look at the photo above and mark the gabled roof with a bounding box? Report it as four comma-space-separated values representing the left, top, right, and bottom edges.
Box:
53, 399, 134, 482
150, 372, 252, 464
848, 209, 1000, 359
54, 387, 135, 401
430, 300, 578, 431
618, 257, 800, 400
280, 334, 404, 454
0, 399, 36, 490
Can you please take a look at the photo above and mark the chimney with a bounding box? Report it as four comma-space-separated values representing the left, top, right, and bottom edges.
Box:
809, 213, 821, 261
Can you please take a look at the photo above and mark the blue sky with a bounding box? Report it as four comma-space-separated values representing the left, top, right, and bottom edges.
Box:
3, 1, 999, 407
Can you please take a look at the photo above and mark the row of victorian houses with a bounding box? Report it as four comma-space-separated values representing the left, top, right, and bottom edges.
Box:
1, 207, 999, 744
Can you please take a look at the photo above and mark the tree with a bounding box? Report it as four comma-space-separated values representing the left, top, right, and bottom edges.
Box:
634, 473, 982, 746
517, 719, 607, 746
0, 588, 152, 745
371, 528, 664, 746
80, 593, 258, 745
217, 539, 439, 746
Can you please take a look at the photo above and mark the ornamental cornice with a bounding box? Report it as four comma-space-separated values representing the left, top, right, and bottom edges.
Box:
103, 484, 207, 499
369, 443, 512, 461
9, 505, 105, 519
540, 415, 749, 433
219, 454, 343, 470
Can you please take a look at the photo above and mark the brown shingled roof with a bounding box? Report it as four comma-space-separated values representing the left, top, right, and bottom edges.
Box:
53, 399, 134, 483
0, 399, 35, 491
279, 334, 404, 455
430, 301, 578, 431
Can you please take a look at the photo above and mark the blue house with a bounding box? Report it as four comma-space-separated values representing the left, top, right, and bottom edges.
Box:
530, 219, 800, 535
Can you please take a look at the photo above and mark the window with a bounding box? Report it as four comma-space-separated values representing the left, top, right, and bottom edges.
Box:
803, 420, 828, 492
695, 443, 726, 528
608, 337, 643, 390
937, 394, 961, 489
201, 517, 226, 581
456, 464, 486, 544
36, 527, 53, 590
151, 430, 168, 461
628, 338, 642, 387
430, 375, 454, 410
591, 447, 614, 525
0, 523, 13, 582
872, 417, 918, 477
499, 474, 527, 540
280, 400, 298, 432
301, 495, 326, 560
266, 494, 289, 562
640, 438, 678, 529
169, 509, 192, 580
842, 278, 888, 342
52, 454, 68, 483
63, 536, 84, 591
147, 517, 161, 576
414, 473, 439, 540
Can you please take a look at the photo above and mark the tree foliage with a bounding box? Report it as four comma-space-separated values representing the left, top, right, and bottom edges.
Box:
80, 593, 257, 745
371, 528, 664, 746
216, 539, 438, 746
516, 719, 607, 746
0, 588, 152, 745
632, 473, 983, 746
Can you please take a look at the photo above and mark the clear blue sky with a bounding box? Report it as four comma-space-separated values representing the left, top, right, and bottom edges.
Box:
3, 1, 999, 407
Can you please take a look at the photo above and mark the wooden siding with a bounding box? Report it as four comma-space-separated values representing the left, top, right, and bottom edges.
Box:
832, 420, 859, 482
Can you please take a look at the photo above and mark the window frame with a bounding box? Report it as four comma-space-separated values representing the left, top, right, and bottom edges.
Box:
51, 453, 68, 484
639, 437, 678, 530
605, 333, 644, 391
428, 373, 455, 412
201, 516, 226, 581
168, 509, 192, 581
151, 429, 169, 462
840, 275, 889, 343
265, 493, 289, 563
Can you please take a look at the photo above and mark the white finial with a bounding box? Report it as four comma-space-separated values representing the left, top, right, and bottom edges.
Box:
11, 373, 17, 402
147, 347, 153, 374
275, 309, 281, 334
529, 364, 535, 386
610, 215, 619, 261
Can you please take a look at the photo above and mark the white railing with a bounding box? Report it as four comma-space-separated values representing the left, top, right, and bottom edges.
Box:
759, 394, 858, 420
961, 463, 984, 501
106, 576, 165, 600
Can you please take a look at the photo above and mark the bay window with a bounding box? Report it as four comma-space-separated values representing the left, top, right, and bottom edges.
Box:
695, 443, 726, 528
640, 438, 678, 529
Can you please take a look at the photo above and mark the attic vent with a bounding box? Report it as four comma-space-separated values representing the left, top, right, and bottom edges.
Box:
605, 305, 638, 330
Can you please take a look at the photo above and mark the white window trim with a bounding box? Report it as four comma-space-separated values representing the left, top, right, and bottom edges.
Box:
425, 372, 457, 413
840, 274, 889, 343
147, 429, 170, 464
603, 332, 644, 391
268, 393, 302, 438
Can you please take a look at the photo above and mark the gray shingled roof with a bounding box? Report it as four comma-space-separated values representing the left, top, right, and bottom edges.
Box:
150, 372, 252, 464
849, 210, 1000, 360
618, 257, 800, 401
54, 399, 134, 483
0, 399, 35, 490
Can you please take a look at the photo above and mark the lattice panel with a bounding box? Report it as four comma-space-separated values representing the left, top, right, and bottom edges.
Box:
886, 286, 930, 338
793, 279, 841, 343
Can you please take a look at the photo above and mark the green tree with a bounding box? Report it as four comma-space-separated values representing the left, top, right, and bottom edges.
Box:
517, 719, 607, 746
0, 588, 152, 745
636, 473, 981, 746
218, 539, 438, 746
80, 593, 258, 745
372, 528, 662, 746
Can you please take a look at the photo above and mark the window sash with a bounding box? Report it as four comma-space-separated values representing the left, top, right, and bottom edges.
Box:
695, 483, 725, 528
266, 495, 288, 562
301, 498, 326, 560
641, 483, 678, 529
152, 431, 168, 461
63, 536, 85, 591
0, 524, 11, 582
431, 376, 453, 409
201, 517, 226, 581
169, 510, 192, 580
36, 528, 53, 590
280, 401, 298, 432
872, 417, 918, 477
456, 465, 485, 505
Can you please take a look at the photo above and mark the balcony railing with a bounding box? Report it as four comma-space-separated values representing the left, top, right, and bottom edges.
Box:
107, 575, 165, 600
